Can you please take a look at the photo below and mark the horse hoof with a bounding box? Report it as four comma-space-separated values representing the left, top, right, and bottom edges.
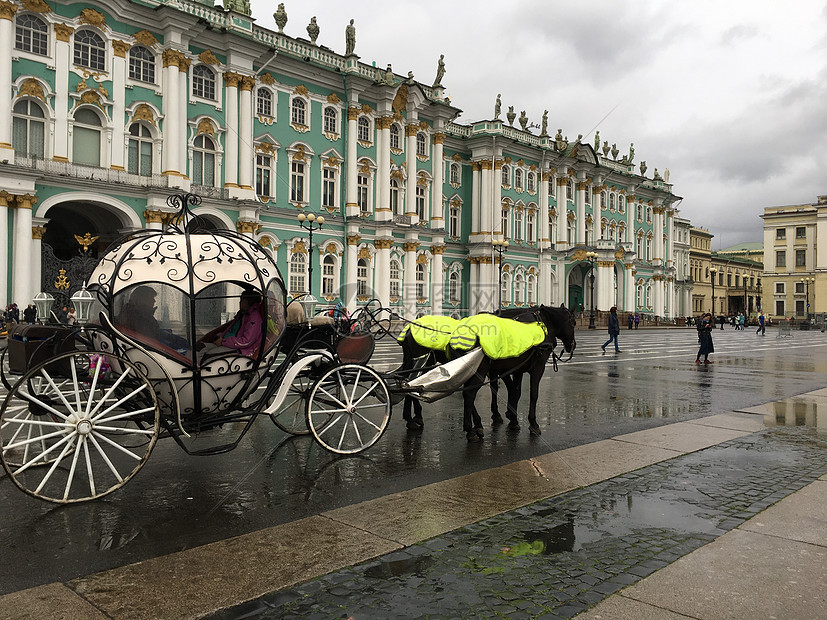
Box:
491, 414, 504, 426
466, 431, 482, 442
529, 425, 542, 436
475, 427, 485, 438
508, 421, 521, 430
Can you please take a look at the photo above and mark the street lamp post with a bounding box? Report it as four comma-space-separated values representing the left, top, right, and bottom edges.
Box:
493, 239, 509, 310
801, 277, 814, 322
709, 267, 717, 320
296, 212, 325, 317
586, 251, 598, 329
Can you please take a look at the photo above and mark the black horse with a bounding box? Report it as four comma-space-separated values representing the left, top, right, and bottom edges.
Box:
447, 305, 576, 441
398, 322, 451, 430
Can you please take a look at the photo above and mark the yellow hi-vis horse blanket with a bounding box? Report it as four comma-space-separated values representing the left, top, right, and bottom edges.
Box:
397, 315, 459, 352
448, 315, 547, 359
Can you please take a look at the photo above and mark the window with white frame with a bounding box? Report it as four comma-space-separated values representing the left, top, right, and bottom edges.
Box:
619, 195, 625, 213
527, 172, 535, 193
390, 178, 400, 214
72, 107, 102, 166
584, 185, 591, 204
415, 185, 425, 220
449, 271, 460, 303
646, 206, 653, 223
192, 65, 216, 100
527, 274, 536, 305
636, 283, 643, 308
74, 30, 105, 71
358, 116, 370, 143
12, 99, 45, 158
450, 163, 460, 185
357, 258, 369, 296
637, 232, 644, 259
357, 173, 369, 213
587, 219, 594, 244
291, 97, 307, 126
601, 191, 607, 210
775, 282, 785, 294
646, 235, 653, 260
127, 123, 153, 176
15, 14, 48, 55
501, 165, 510, 187
514, 210, 523, 241
128, 46, 155, 83
256, 88, 272, 117
192, 134, 216, 186
566, 179, 573, 200
416, 263, 426, 299
514, 273, 525, 304
646, 282, 652, 307
501, 272, 511, 305
289, 252, 307, 295
256, 153, 272, 197
322, 166, 336, 209
449, 204, 460, 237
501, 209, 509, 238
322, 254, 336, 296
323, 106, 337, 134
515, 169, 523, 191
390, 123, 400, 150
416, 132, 427, 157
548, 175, 555, 197
636, 204, 643, 221
609, 193, 616, 211
390, 259, 401, 297
291, 160, 305, 202
567, 218, 574, 244
526, 211, 535, 243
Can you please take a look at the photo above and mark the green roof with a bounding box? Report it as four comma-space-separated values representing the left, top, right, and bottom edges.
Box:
717, 242, 763, 254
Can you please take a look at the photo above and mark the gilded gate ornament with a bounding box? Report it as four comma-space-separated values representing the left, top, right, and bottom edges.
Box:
74, 233, 99, 252
54, 269, 70, 290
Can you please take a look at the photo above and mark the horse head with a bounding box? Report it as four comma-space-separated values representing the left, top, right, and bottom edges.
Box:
538, 304, 576, 358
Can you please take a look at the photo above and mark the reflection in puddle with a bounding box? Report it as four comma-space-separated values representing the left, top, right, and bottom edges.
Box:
364, 555, 432, 579
763, 399, 827, 435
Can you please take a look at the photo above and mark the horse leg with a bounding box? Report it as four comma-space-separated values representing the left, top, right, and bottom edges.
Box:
490, 377, 504, 425
527, 357, 545, 435
505, 373, 522, 429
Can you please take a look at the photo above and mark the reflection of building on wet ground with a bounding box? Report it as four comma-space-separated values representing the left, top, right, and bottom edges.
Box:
760, 396, 827, 435
3, 1, 695, 322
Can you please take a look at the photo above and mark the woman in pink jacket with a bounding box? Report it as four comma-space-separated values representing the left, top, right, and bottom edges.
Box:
210, 290, 264, 357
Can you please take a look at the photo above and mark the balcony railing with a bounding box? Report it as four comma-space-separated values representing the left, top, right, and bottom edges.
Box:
12, 155, 178, 188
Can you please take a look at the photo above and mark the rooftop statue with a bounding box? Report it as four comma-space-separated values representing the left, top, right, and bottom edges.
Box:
594, 131, 600, 152
664, 168, 670, 183
433, 55, 446, 87
494, 94, 502, 120
518, 110, 528, 131
640, 160, 647, 175
611, 143, 619, 160
628, 143, 635, 163
273, 3, 287, 33
306, 16, 319, 44
506, 106, 516, 126
602, 141, 610, 157
653, 168, 662, 181
541, 110, 548, 136
381, 64, 395, 86
345, 19, 356, 55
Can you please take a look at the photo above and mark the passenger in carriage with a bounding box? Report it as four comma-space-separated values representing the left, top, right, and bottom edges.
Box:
201, 289, 265, 358
115, 285, 188, 351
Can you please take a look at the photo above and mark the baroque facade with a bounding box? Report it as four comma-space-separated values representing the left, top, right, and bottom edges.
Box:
1, 0, 684, 318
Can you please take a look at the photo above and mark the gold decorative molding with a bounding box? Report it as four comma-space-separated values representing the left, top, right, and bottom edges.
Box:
292, 145, 307, 161
79, 7, 105, 28
480, 160, 492, 170
240, 75, 256, 91
405, 124, 419, 137
431, 132, 446, 145
22, 0, 50, 13
143, 209, 165, 224
223, 72, 241, 88
431, 245, 446, 255
196, 118, 215, 137
347, 106, 360, 121
326, 92, 340, 104
403, 242, 420, 252
324, 155, 339, 167
470, 161, 482, 172
571, 249, 587, 262
478, 256, 492, 264
198, 50, 220, 66
54, 268, 70, 291
416, 253, 429, 265
132, 103, 155, 126
576, 181, 588, 191
374, 239, 394, 250
360, 103, 373, 114
391, 84, 408, 115
452, 153, 463, 162
376, 116, 393, 130
358, 247, 372, 260
32, 225, 47, 240
293, 84, 309, 97
78, 90, 104, 110
18, 78, 46, 102
133, 29, 157, 47
260, 72, 275, 85
256, 141, 275, 154
597, 260, 615, 268
346, 234, 361, 246
54, 23, 73, 42
112, 40, 130, 58
324, 243, 339, 254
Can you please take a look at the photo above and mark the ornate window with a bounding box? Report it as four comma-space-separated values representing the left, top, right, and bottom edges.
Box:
514, 210, 523, 241
192, 65, 216, 100
646, 235, 653, 260
291, 160, 305, 202
322, 254, 336, 296
127, 123, 153, 176
12, 99, 45, 158
323, 106, 337, 134
390, 259, 401, 298
567, 218, 574, 244
357, 258, 369, 297
291, 97, 306, 126
416, 132, 427, 157
609, 193, 616, 211
501, 272, 511, 305
390, 178, 401, 214
646, 206, 653, 224
322, 166, 336, 209
390, 123, 400, 150
501, 165, 510, 187
527, 274, 536, 305
74, 30, 106, 70
416, 263, 426, 299
636, 203, 643, 221
548, 175, 555, 197
192, 134, 216, 186
619, 195, 625, 213
72, 107, 103, 167
501, 209, 509, 239
256, 153, 272, 197
357, 173, 369, 213
515, 168, 523, 191
527, 171, 536, 193
601, 191, 607, 209
526, 211, 536, 243
449, 204, 460, 238
514, 273, 525, 304
257, 88, 273, 117
128, 46, 155, 83
16, 14, 48, 55
449, 271, 460, 303
566, 179, 573, 200
289, 252, 306, 295
358, 116, 370, 143
415, 185, 425, 220
450, 163, 460, 185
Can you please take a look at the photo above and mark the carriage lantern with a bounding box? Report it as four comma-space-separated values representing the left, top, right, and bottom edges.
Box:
70, 284, 95, 324
32, 291, 55, 322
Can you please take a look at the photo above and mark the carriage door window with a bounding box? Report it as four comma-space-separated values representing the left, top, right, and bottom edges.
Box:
357, 259, 368, 296
72, 107, 102, 166
12, 99, 45, 158
127, 123, 153, 176
322, 255, 335, 296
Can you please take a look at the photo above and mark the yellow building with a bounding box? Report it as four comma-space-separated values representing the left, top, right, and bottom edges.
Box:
689, 227, 713, 314
762, 195, 826, 322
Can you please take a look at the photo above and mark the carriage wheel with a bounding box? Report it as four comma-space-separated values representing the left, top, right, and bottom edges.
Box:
269, 371, 312, 435
0, 351, 160, 504
306, 363, 391, 454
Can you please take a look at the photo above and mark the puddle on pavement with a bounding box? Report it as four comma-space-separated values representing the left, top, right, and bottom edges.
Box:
364, 555, 433, 579
762, 398, 827, 434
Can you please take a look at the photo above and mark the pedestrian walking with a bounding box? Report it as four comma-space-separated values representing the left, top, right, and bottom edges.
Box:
601, 306, 621, 353
718, 315, 725, 330
696, 312, 715, 364
627, 313, 634, 330
634, 312, 640, 329
756, 311, 765, 336
739, 313, 746, 330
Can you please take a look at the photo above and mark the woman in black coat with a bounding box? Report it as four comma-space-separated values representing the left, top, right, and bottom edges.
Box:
696, 312, 715, 364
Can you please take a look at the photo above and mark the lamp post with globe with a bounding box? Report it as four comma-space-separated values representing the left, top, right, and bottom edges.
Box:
296, 212, 325, 317
586, 251, 598, 329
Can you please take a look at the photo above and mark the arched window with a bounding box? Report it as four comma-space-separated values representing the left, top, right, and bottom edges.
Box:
587, 219, 595, 244
619, 196, 625, 213
323, 106, 337, 133
415, 185, 425, 220
514, 273, 524, 304
128, 46, 155, 83
291, 159, 305, 202
16, 14, 48, 55
357, 258, 369, 296
567, 218, 574, 244
515, 168, 523, 190
584, 185, 591, 204
646, 206, 653, 223
390, 178, 400, 214
358, 116, 370, 142
501, 209, 509, 238
192, 134, 217, 186
636, 203, 643, 221
636, 282, 643, 309
514, 209, 523, 241
74, 30, 105, 70
389, 123, 400, 150
291, 97, 306, 126
289, 252, 306, 295
450, 163, 460, 185
256, 88, 272, 116
501, 272, 511, 306
526, 212, 536, 243
646, 235, 653, 260
12, 99, 45, 158
322, 166, 336, 208
192, 65, 216, 100
609, 193, 616, 211
416, 132, 427, 157
72, 107, 102, 166
601, 191, 607, 209
637, 232, 644, 259
527, 274, 536, 305
415, 263, 426, 299
527, 172, 535, 193
449, 271, 460, 303
548, 175, 555, 197
390, 259, 401, 298
322, 254, 336, 296
357, 173, 369, 212
449, 204, 460, 237
127, 123, 153, 176
501, 164, 510, 187
566, 179, 573, 200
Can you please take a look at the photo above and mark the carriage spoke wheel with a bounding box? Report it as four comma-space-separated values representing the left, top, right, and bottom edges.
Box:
306, 363, 390, 454
0, 351, 160, 504
269, 372, 312, 435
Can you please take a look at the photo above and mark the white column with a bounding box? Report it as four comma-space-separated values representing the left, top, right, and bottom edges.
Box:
110, 41, 129, 170
52, 24, 73, 161
469, 260, 479, 314
430, 132, 445, 228
12, 194, 35, 307
431, 244, 444, 315
375, 116, 391, 220
31, 222, 46, 301
224, 73, 239, 188
0, 6, 14, 158
470, 162, 481, 234
481, 258, 494, 311
177, 58, 189, 178
403, 240, 418, 318
555, 257, 567, 307
0, 192, 10, 306
576, 181, 586, 245
238, 76, 255, 191
623, 265, 634, 312
557, 178, 569, 250
482, 163, 494, 234
375, 240, 391, 307
596, 262, 612, 312
162, 51, 181, 177
345, 234, 359, 312
345, 106, 359, 217
405, 123, 418, 224
539, 171, 550, 249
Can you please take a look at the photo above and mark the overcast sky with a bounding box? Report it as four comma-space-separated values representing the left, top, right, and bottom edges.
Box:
249, 0, 827, 249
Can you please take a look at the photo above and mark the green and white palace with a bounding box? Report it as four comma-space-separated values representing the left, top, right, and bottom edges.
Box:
0, 0, 690, 319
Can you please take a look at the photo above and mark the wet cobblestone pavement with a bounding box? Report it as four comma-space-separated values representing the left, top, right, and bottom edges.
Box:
213, 426, 827, 620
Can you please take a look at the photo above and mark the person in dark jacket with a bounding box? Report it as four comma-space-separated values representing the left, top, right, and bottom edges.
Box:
696, 312, 715, 364
601, 306, 621, 353
23, 304, 36, 324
